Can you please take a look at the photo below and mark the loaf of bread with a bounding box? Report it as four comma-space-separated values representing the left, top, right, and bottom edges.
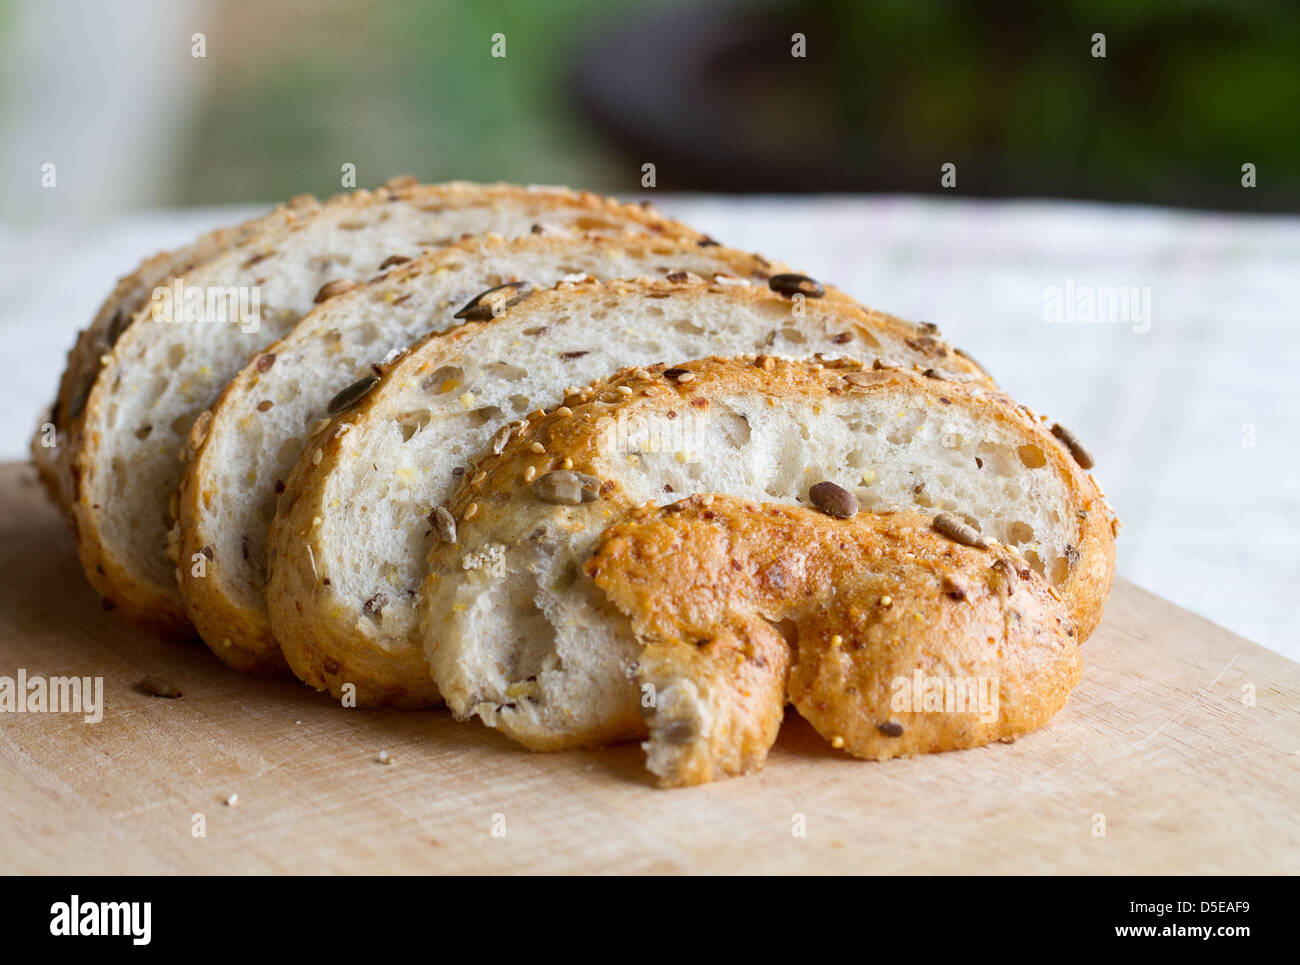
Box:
419, 357, 1113, 763
177, 235, 790, 673
267, 278, 989, 707
66, 180, 699, 636
589, 497, 1081, 786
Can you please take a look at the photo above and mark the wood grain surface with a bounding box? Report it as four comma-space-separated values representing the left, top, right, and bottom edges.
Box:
1, 461, 1296, 874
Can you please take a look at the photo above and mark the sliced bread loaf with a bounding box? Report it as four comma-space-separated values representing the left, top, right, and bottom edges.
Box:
68, 181, 697, 635
420, 357, 1114, 754
588, 497, 1081, 786
177, 235, 788, 673
267, 278, 990, 707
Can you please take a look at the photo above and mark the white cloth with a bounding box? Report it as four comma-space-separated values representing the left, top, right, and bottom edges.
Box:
1, 196, 1295, 660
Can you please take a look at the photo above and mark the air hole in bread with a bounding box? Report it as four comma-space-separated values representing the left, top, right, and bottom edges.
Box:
1017, 444, 1047, 469
134, 425, 152, 441
977, 442, 1018, 477
1049, 555, 1071, 586
886, 409, 926, 445
422, 366, 463, 393
170, 412, 194, 436
671, 318, 705, 336
643, 305, 665, 317
1007, 520, 1035, 544
1023, 549, 1045, 577
483, 361, 527, 382
468, 406, 504, 428
397, 409, 432, 443
353, 322, 381, 347
167, 344, 186, 368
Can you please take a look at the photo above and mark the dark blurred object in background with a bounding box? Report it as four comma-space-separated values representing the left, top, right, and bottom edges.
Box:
5, 0, 1293, 215
575, 0, 1300, 210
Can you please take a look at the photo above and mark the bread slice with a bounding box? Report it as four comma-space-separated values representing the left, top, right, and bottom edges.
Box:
267, 279, 989, 707
420, 356, 1114, 758
588, 497, 1082, 786
177, 235, 789, 674
31, 196, 308, 513
67, 180, 697, 636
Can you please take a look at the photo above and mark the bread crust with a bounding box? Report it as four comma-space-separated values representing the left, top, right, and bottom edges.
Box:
66, 181, 699, 640
588, 497, 1082, 785
421, 355, 1112, 756
182, 236, 778, 676
271, 279, 990, 707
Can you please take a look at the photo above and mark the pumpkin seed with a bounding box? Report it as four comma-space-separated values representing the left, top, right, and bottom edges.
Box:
768, 273, 825, 298
314, 279, 355, 303
453, 281, 534, 321
809, 481, 857, 518
1051, 422, 1095, 469
327, 375, 379, 415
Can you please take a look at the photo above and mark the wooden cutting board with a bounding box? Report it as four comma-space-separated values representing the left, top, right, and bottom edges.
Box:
1, 462, 1296, 874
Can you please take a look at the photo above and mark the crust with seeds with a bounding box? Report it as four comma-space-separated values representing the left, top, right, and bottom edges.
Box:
588, 498, 1081, 785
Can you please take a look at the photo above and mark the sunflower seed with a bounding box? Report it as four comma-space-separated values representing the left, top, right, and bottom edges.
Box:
532, 470, 602, 505
1051, 422, 1095, 469
809, 481, 857, 518
453, 280, 534, 321
932, 512, 988, 548
432, 506, 456, 543
327, 375, 380, 415
768, 273, 826, 298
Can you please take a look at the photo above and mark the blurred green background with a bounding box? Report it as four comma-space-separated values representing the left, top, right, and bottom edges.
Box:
1, 0, 1296, 214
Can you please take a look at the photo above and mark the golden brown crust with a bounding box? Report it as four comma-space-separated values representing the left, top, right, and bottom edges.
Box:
588, 497, 1082, 783
446, 354, 1114, 641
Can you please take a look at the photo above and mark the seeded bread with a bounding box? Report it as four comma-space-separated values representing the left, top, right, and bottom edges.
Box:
31, 200, 303, 513
267, 279, 990, 707
420, 357, 1114, 754
588, 498, 1081, 786
177, 235, 790, 673
68, 180, 698, 636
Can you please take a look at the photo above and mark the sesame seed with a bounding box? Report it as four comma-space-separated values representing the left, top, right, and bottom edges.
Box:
556, 406, 573, 417
560, 457, 574, 470
225, 793, 239, 807
830, 736, 845, 749
830, 634, 843, 648
529, 442, 545, 454
463, 503, 479, 521
616, 385, 633, 396
377, 750, 393, 765
880, 595, 892, 607
523, 466, 537, 482
675, 372, 696, 384
471, 471, 487, 487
